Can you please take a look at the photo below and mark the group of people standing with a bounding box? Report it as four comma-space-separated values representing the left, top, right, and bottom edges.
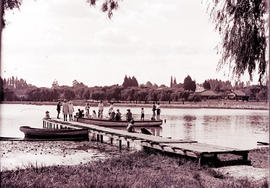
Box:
151, 102, 161, 120
56, 100, 161, 123
57, 100, 74, 121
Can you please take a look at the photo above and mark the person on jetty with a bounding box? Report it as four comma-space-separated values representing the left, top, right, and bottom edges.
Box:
108, 102, 114, 116
85, 103, 90, 115
92, 110, 97, 119
85, 111, 91, 118
45, 111, 50, 119
62, 100, 69, 121
78, 109, 84, 118
152, 102, 156, 120
68, 101, 74, 121
56, 101, 61, 119
109, 110, 115, 120
126, 109, 133, 122
141, 108, 144, 121
98, 100, 104, 119
115, 109, 121, 121
76, 109, 84, 121
127, 119, 135, 132
156, 102, 161, 120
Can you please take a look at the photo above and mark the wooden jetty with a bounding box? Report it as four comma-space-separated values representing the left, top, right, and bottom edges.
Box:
43, 118, 250, 166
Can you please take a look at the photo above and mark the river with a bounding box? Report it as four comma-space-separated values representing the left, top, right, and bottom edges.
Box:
0, 103, 268, 149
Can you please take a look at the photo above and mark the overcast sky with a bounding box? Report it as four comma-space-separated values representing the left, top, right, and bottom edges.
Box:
2, 0, 252, 87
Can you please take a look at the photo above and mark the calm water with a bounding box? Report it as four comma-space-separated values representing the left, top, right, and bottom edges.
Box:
0, 104, 268, 149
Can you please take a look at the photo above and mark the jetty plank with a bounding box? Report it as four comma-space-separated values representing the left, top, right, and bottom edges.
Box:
167, 143, 249, 154
44, 118, 250, 166
50, 118, 195, 144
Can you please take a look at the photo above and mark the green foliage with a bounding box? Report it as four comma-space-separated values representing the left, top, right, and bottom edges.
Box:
184, 75, 196, 91
207, 79, 233, 91
2, 76, 267, 102
63, 89, 75, 101
209, 0, 267, 84
203, 80, 211, 90
122, 75, 139, 88
87, 0, 119, 19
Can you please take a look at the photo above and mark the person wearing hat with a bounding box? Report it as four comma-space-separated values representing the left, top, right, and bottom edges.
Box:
126, 109, 133, 122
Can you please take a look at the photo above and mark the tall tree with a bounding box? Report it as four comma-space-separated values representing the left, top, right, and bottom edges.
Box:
173, 77, 177, 85
203, 80, 211, 90
209, 0, 268, 84
170, 76, 173, 88
183, 75, 196, 91
131, 76, 139, 87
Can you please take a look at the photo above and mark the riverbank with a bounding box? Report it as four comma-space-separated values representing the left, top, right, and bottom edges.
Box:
0, 141, 268, 187
1, 100, 268, 110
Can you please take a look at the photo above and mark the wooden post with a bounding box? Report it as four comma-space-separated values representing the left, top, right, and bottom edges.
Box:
119, 140, 122, 150
127, 141, 130, 150
198, 154, 203, 166
100, 135, 103, 143
110, 137, 113, 144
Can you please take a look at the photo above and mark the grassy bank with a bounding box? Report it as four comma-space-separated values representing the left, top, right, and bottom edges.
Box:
1, 147, 268, 187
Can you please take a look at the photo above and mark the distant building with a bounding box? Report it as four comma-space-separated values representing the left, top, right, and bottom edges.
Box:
195, 84, 204, 92
196, 90, 221, 100
227, 90, 248, 101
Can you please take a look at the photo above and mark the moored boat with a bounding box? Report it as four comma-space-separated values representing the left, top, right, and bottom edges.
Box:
75, 116, 162, 127
19, 126, 89, 140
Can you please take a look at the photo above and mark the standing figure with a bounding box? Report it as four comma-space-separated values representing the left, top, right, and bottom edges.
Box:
126, 109, 133, 122
152, 102, 156, 120
98, 100, 104, 119
115, 109, 121, 121
85, 103, 90, 115
68, 101, 74, 121
56, 101, 61, 119
156, 102, 161, 120
62, 100, 69, 121
108, 102, 114, 116
141, 108, 144, 121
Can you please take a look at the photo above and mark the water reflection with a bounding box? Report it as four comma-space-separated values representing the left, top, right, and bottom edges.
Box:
183, 115, 196, 123
182, 115, 196, 140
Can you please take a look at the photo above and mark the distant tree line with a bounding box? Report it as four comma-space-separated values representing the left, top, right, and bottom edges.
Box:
0, 75, 268, 102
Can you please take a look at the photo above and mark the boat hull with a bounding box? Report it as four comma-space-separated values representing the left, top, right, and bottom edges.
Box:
19, 126, 89, 140
76, 117, 162, 127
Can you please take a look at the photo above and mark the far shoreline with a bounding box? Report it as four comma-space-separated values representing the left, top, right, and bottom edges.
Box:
1, 100, 268, 111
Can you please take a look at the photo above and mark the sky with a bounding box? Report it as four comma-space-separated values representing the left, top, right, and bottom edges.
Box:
1, 0, 257, 87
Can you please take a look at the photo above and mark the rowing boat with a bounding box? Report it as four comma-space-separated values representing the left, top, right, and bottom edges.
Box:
75, 116, 162, 127
19, 126, 89, 140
